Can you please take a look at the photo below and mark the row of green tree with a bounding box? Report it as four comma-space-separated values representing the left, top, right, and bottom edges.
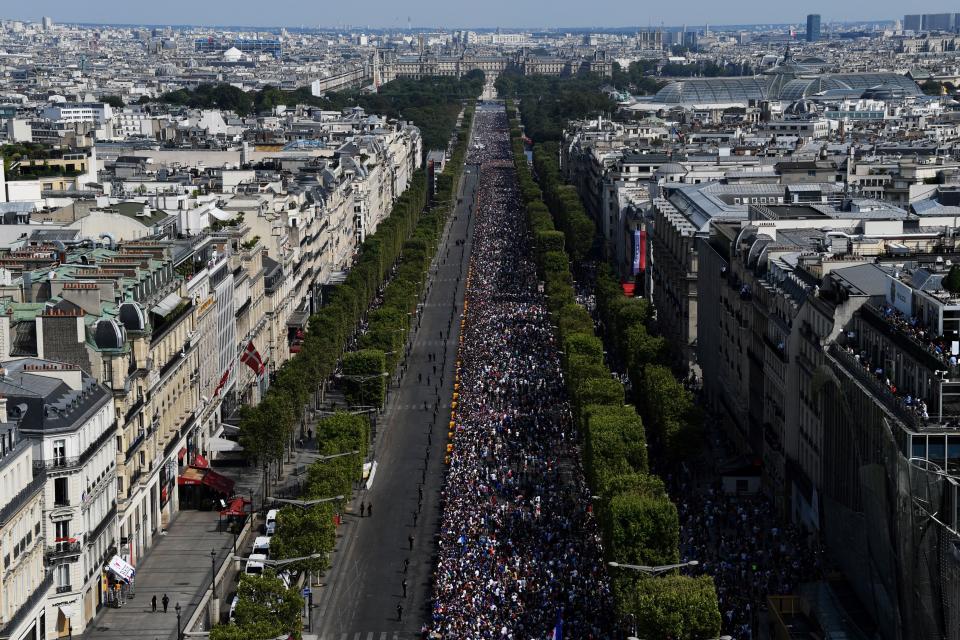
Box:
507, 100, 720, 639
495, 71, 616, 142
155, 71, 485, 152
217, 96, 477, 640
337, 104, 477, 407
239, 99, 475, 476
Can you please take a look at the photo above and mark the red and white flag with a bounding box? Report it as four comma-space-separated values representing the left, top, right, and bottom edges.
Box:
214, 365, 232, 396
240, 341, 265, 375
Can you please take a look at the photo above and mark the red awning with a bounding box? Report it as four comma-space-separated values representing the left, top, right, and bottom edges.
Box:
621, 282, 636, 296
193, 454, 210, 469
202, 469, 235, 495
178, 467, 236, 495
177, 447, 187, 461
219, 496, 250, 517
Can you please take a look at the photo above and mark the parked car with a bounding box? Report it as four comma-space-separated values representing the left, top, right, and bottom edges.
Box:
265, 509, 278, 536
244, 553, 267, 576
252, 535, 271, 558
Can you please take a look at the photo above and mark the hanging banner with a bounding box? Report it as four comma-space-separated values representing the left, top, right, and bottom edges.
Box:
107, 555, 136, 583
632, 229, 641, 275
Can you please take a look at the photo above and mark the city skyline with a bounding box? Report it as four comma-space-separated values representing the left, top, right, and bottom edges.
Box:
0, 0, 937, 30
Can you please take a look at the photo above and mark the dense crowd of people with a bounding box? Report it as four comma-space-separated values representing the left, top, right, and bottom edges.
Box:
670, 433, 823, 640
879, 303, 958, 369
677, 483, 819, 639
430, 107, 612, 639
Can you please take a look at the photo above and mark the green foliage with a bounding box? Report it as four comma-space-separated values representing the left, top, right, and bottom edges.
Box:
610, 61, 665, 95
557, 303, 594, 338
613, 574, 722, 640
270, 504, 337, 574
159, 71, 483, 153
341, 350, 387, 408
505, 102, 719, 627
563, 332, 605, 364
209, 573, 303, 640
100, 95, 125, 108
601, 475, 679, 567
315, 412, 369, 458
495, 71, 615, 142
921, 79, 946, 96
640, 364, 703, 463
305, 454, 358, 500
944, 264, 960, 294
238, 393, 293, 465
583, 404, 648, 486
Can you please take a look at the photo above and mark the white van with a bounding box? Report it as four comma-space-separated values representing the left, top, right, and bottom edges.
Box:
265, 510, 278, 536
252, 536, 271, 558
244, 553, 267, 576
228, 594, 239, 622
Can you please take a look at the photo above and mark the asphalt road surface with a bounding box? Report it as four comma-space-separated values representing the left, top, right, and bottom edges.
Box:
311, 152, 479, 636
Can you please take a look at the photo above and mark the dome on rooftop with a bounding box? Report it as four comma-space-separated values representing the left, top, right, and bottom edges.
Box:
654, 163, 687, 177
784, 99, 817, 116
93, 318, 125, 350
118, 302, 145, 332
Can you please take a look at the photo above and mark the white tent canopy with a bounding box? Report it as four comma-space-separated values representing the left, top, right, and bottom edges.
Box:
208, 437, 243, 452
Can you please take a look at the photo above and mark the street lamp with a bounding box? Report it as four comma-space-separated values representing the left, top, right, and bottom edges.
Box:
267, 495, 345, 508
302, 450, 359, 462
210, 549, 217, 600
230, 552, 327, 567
607, 560, 699, 576
175, 602, 182, 640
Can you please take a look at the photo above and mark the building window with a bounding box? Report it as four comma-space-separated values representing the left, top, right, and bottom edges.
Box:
54, 478, 69, 507
54, 520, 71, 549
56, 564, 70, 591
52, 440, 66, 466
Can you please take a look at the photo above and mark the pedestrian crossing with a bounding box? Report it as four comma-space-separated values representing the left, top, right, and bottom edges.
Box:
315, 633, 411, 640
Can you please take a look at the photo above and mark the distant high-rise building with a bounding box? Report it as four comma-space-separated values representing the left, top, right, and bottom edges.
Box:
806, 14, 821, 42
924, 13, 952, 30
41, 16, 52, 30
904, 12, 960, 32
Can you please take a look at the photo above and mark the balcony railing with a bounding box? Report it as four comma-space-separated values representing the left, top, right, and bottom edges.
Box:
35, 424, 117, 472
87, 505, 117, 544
0, 571, 53, 636
125, 431, 145, 461
0, 471, 45, 526
45, 541, 81, 561
124, 396, 145, 423
828, 344, 921, 429
55, 585, 72, 594
864, 303, 960, 376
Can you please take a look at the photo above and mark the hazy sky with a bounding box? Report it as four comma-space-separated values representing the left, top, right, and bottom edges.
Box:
0, 1, 937, 29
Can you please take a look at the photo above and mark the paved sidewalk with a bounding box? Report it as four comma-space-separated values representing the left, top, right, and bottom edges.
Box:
83, 510, 234, 640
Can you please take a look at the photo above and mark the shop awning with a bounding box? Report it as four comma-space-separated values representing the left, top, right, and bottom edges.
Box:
177, 466, 236, 495
151, 292, 183, 317
193, 454, 210, 469
219, 496, 251, 517
177, 446, 187, 461
202, 469, 235, 495
106, 555, 136, 583
177, 467, 205, 485
286, 308, 309, 328
208, 437, 243, 453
